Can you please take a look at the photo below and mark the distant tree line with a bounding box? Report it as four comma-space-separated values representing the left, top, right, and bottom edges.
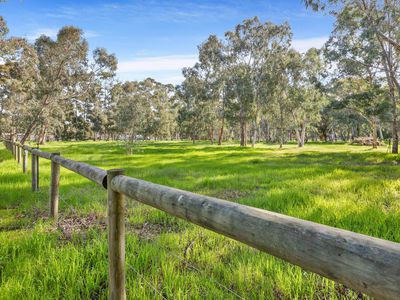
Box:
1, 0, 399, 152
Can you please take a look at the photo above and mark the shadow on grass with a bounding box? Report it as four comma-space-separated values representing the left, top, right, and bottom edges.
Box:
2, 142, 400, 243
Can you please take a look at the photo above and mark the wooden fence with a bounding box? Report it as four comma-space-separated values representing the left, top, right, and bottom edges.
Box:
3, 140, 400, 300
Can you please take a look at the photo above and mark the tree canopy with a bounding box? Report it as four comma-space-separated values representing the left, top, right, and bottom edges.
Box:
1, 3, 398, 152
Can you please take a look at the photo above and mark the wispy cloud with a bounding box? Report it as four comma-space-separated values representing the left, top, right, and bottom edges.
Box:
117, 54, 198, 84
26, 28, 59, 41
118, 54, 197, 73
25, 28, 99, 41
44, 1, 242, 24
291, 36, 328, 53
84, 30, 100, 38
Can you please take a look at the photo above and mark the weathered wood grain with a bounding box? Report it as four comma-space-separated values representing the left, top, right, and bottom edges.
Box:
22, 149, 28, 173
31, 148, 53, 160
107, 169, 126, 300
50, 153, 60, 220
111, 175, 400, 300
52, 155, 107, 188
17, 144, 21, 164
31, 153, 38, 191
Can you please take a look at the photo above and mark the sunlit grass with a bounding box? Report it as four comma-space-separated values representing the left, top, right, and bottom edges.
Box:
0, 141, 399, 299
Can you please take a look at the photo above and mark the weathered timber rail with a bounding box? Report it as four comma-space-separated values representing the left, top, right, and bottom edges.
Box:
3, 140, 400, 300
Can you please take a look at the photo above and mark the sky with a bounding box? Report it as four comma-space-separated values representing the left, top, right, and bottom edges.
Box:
1, 0, 334, 84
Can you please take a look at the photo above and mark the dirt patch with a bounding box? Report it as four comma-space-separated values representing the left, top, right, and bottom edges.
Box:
335, 284, 366, 299
128, 221, 182, 240
273, 286, 285, 300
56, 213, 106, 241
16, 207, 48, 221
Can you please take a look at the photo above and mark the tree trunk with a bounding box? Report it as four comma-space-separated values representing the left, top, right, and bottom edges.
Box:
264, 120, 270, 143
377, 36, 398, 153
38, 125, 47, 145
251, 119, 257, 148
209, 128, 214, 144
240, 121, 247, 147
20, 121, 37, 144
279, 106, 284, 149
218, 118, 224, 146
378, 120, 384, 140
299, 123, 306, 147
389, 87, 398, 153
295, 128, 301, 146
371, 116, 378, 149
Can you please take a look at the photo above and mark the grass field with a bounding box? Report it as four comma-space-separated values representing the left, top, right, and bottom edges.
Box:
1, 141, 399, 299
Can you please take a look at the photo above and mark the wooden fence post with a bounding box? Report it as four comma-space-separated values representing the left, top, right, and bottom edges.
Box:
107, 169, 126, 300
22, 149, 28, 173
36, 150, 39, 189
31, 152, 38, 191
50, 153, 61, 220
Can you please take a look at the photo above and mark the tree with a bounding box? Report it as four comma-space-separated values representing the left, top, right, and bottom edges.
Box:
289, 48, 327, 147
333, 77, 390, 148
305, 0, 400, 153
224, 17, 291, 146
0, 17, 38, 141
114, 79, 177, 141
198, 35, 226, 144
177, 65, 212, 143
19, 26, 89, 144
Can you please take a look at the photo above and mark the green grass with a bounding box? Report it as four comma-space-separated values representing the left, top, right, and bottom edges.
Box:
1, 141, 399, 299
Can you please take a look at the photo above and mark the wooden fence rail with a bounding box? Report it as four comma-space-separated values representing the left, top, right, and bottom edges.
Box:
2, 140, 400, 300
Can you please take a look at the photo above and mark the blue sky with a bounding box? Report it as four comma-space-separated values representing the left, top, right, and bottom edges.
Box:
1, 0, 334, 84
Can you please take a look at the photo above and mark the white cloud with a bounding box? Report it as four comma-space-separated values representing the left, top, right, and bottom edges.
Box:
26, 28, 98, 41
84, 30, 100, 38
118, 54, 197, 73
292, 36, 328, 53
26, 28, 59, 41
117, 54, 198, 85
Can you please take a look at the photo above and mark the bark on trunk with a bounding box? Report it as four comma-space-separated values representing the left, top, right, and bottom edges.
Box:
378, 121, 384, 140
377, 36, 398, 153
279, 106, 284, 149
38, 125, 47, 145
20, 121, 37, 144
251, 120, 257, 148
389, 88, 398, 153
239, 99, 247, 147
240, 120, 247, 147
299, 123, 306, 147
371, 117, 378, 149
218, 118, 224, 146
265, 121, 270, 143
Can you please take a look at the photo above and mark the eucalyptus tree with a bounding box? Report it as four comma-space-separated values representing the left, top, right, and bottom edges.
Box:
224, 17, 291, 147
19, 26, 89, 144
114, 78, 177, 141
113, 81, 147, 141
177, 65, 212, 143
288, 48, 327, 147
198, 35, 226, 144
142, 78, 177, 139
0, 17, 38, 141
305, 0, 400, 153
86, 48, 117, 140
332, 77, 390, 147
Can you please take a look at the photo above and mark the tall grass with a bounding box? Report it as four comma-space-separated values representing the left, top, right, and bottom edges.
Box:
1, 141, 399, 299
